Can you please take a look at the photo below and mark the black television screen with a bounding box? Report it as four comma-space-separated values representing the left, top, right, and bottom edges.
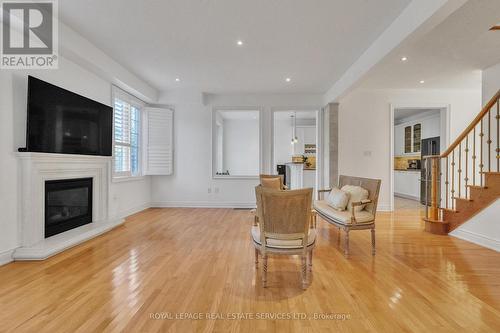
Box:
26, 76, 113, 156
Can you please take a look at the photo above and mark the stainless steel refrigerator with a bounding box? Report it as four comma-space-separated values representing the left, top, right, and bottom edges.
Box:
420, 137, 440, 205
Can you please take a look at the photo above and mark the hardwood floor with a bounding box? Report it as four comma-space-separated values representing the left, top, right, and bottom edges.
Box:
1, 206, 500, 332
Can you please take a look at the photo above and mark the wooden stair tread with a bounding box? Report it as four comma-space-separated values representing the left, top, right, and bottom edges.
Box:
466, 185, 487, 189
439, 207, 457, 213
479, 171, 500, 175
452, 196, 473, 202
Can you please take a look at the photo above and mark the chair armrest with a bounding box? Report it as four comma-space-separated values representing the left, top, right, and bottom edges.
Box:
317, 188, 332, 199
250, 208, 259, 226
351, 199, 372, 207
350, 200, 372, 223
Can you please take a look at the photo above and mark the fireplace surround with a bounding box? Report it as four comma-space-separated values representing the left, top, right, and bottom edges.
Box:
14, 152, 123, 260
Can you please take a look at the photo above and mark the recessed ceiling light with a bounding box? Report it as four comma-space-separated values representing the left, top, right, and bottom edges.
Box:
401, 56, 408, 62
419, 80, 425, 84
236, 40, 243, 46
285, 77, 291, 82
175, 78, 180, 82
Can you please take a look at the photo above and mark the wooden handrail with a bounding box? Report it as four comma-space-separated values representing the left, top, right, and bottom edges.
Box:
441, 90, 500, 157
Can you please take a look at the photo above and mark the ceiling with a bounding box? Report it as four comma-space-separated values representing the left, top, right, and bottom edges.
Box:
274, 111, 316, 120
59, 0, 410, 94
394, 108, 441, 123
218, 110, 258, 120
358, 0, 500, 91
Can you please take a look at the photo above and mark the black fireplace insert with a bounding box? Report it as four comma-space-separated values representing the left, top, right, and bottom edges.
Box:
45, 178, 93, 238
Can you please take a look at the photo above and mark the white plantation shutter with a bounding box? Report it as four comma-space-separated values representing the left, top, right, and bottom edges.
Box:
113, 86, 144, 177
144, 107, 174, 175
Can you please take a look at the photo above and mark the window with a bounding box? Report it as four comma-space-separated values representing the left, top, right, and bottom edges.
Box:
113, 88, 144, 178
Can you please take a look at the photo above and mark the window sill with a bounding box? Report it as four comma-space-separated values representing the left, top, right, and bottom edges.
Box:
112, 175, 147, 183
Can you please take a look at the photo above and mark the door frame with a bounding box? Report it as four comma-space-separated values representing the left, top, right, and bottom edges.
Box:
389, 103, 451, 211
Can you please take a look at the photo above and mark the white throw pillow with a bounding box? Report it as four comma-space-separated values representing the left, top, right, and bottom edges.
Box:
341, 185, 369, 212
326, 188, 350, 211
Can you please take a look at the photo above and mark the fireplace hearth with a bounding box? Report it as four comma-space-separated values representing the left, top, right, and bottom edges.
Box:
45, 178, 93, 238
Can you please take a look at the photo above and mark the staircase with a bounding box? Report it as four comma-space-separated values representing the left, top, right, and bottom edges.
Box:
423, 91, 500, 235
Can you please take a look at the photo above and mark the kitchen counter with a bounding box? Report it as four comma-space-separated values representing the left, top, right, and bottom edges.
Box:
394, 169, 420, 201
394, 169, 420, 172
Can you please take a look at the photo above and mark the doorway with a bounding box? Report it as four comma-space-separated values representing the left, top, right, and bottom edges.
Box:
272, 109, 321, 197
390, 105, 450, 211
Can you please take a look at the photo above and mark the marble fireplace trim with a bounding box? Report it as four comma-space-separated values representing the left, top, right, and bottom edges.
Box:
13, 152, 123, 260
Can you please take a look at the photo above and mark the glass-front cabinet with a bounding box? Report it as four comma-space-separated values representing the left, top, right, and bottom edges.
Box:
413, 123, 421, 153
398, 123, 422, 155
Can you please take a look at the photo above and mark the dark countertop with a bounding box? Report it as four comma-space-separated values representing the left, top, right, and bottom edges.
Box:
394, 169, 421, 172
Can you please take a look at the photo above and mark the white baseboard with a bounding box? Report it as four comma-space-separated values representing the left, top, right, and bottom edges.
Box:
0, 249, 15, 266
394, 192, 420, 202
153, 201, 391, 211
113, 202, 152, 220
377, 204, 392, 212
151, 201, 256, 209
450, 229, 500, 252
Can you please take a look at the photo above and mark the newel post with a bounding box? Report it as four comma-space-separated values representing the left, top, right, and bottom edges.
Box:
429, 156, 439, 221
423, 156, 449, 234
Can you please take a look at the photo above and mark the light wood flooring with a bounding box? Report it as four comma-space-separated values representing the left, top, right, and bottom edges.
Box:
0, 205, 499, 332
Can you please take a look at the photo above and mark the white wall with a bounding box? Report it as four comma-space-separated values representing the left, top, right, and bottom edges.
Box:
482, 62, 500, 105
150, 91, 323, 208
274, 117, 294, 166
338, 88, 481, 211
450, 199, 500, 252
0, 26, 157, 262
223, 118, 259, 176
0, 71, 18, 262
450, 63, 500, 252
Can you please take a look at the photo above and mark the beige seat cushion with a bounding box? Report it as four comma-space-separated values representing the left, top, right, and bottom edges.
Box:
341, 185, 369, 212
313, 200, 374, 225
326, 187, 350, 211
261, 177, 281, 189
251, 226, 315, 249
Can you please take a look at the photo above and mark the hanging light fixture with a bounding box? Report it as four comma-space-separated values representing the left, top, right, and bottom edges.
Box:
291, 113, 299, 145
293, 112, 298, 143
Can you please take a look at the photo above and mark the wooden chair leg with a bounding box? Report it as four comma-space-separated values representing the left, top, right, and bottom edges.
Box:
262, 255, 268, 288
371, 228, 376, 255
344, 229, 350, 256
255, 248, 259, 267
301, 255, 307, 289
308, 250, 313, 271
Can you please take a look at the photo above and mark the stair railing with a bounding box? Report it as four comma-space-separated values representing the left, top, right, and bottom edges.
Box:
424, 90, 500, 224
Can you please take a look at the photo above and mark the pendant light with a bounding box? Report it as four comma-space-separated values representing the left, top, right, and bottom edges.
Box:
291, 113, 299, 145
293, 112, 298, 144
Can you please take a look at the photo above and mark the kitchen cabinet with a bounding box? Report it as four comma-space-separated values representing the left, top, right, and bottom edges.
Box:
394, 170, 420, 200
394, 114, 440, 156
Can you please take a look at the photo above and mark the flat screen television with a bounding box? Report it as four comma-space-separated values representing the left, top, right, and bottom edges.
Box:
25, 76, 113, 156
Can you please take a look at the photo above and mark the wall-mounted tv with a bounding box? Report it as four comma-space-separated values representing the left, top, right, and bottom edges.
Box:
25, 76, 113, 156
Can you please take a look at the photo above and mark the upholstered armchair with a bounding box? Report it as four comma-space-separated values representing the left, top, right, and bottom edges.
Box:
252, 186, 315, 289
314, 175, 381, 256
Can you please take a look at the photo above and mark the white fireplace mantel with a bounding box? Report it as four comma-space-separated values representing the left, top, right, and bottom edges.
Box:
13, 152, 124, 260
